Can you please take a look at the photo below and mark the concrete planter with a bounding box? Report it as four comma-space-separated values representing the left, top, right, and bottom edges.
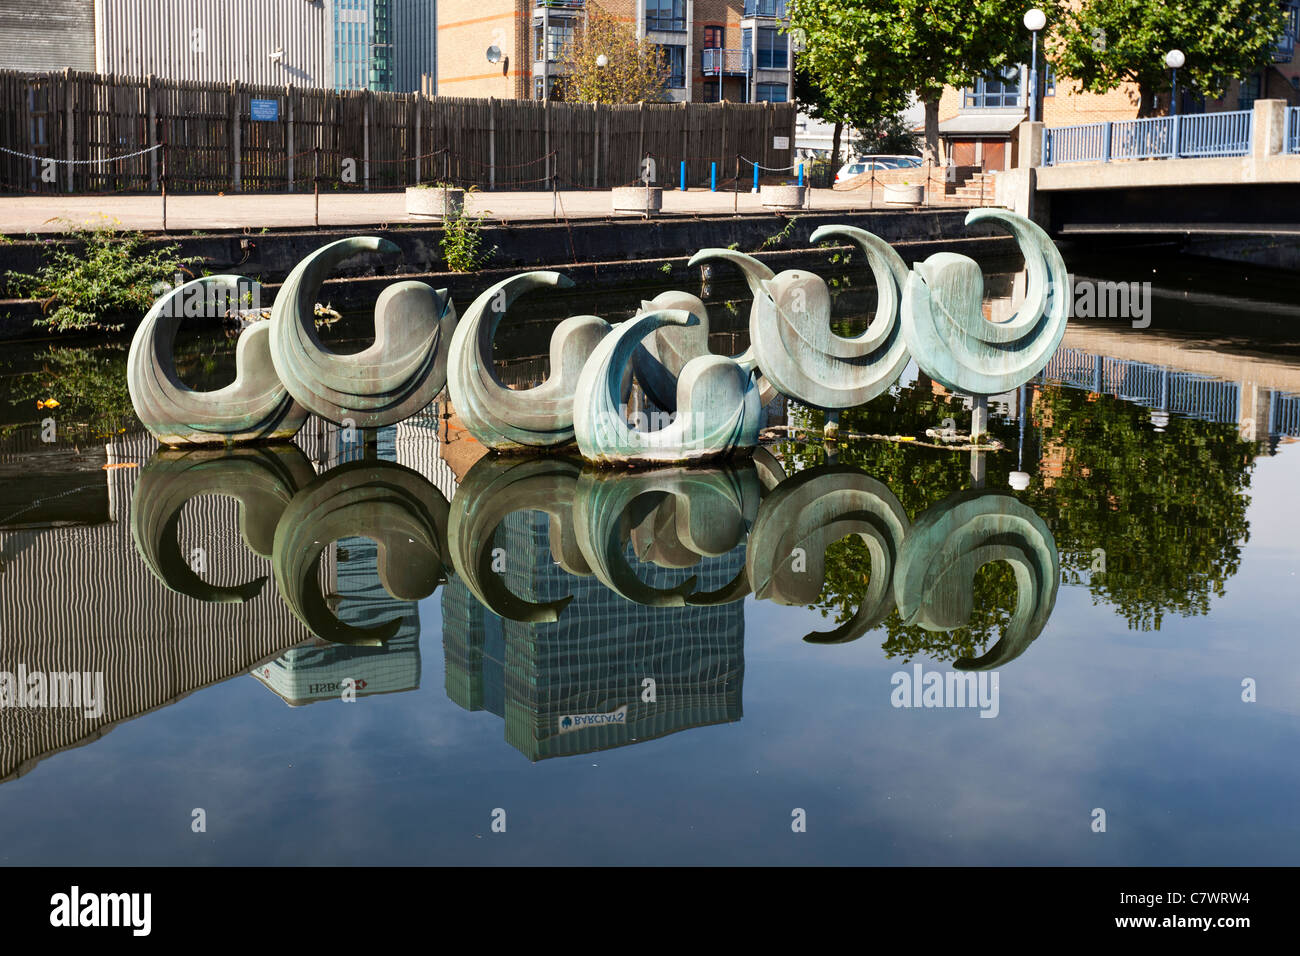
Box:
759, 184, 805, 210
611, 185, 662, 215
406, 186, 465, 220
882, 183, 924, 206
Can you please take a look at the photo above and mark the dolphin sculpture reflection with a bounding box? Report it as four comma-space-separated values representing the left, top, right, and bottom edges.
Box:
893, 489, 1059, 669
127, 275, 309, 446
447, 272, 611, 450
739, 227, 911, 411
747, 464, 909, 643
270, 237, 456, 427
634, 250, 778, 410
573, 311, 762, 465
901, 208, 1070, 396
447, 456, 591, 623
572, 465, 758, 607
130, 445, 316, 602
273, 460, 451, 645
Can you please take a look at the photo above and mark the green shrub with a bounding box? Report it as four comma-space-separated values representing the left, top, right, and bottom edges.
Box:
6, 225, 202, 333
439, 189, 496, 273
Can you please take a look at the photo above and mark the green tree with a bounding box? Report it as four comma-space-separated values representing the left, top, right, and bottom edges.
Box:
1050, 0, 1289, 116
788, 0, 1051, 163
793, 56, 908, 171
556, 4, 669, 104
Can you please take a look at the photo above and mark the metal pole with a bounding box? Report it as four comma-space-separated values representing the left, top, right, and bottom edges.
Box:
1171, 68, 1179, 116
161, 137, 168, 232
1029, 32, 1039, 123
314, 146, 320, 228
542, 6, 550, 101
970, 395, 988, 488
734, 154, 739, 213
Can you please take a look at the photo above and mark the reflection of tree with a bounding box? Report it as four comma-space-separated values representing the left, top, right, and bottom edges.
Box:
776, 375, 1257, 658
4, 345, 134, 441
1027, 384, 1254, 631
3, 338, 238, 443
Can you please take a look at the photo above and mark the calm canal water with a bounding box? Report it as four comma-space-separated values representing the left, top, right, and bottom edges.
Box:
0, 253, 1298, 865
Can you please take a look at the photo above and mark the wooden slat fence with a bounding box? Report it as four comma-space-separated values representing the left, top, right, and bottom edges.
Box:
0, 69, 797, 195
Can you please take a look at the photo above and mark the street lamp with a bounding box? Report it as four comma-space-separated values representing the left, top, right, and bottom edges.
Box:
1165, 49, 1185, 115
1024, 8, 1047, 123
596, 54, 608, 68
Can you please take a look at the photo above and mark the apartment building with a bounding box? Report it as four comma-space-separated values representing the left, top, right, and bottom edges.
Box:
936, 0, 1300, 170
436, 0, 794, 103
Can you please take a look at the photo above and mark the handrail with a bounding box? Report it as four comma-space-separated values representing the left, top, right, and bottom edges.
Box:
1043, 110, 1254, 166
701, 48, 752, 75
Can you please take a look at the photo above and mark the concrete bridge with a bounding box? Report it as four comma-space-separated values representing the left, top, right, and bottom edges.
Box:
997, 100, 1300, 256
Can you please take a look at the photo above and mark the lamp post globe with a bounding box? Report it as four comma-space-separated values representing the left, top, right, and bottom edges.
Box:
596, 54, 608, 68
1165, 49, 1185, 116
1024, 8, 1047, 122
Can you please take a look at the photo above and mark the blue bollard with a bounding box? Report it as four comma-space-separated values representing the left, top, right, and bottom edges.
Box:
798, 163, 804, 187
680, 160, 686, 191
752, 161, 759, 192
711, 162, 717, 192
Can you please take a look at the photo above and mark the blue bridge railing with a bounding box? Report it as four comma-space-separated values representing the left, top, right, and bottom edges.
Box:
1043, 110, 1253, 165
1289, 107, 1300, 154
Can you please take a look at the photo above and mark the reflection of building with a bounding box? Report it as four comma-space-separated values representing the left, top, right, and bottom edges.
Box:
0, 429, 332, 784
253, 419, 439, 704
252, 539, 421, 705
443, 509, 746, 760
0, 405, 458, 782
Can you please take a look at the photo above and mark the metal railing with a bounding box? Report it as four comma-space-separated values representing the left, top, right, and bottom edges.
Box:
701, 48, 751, 75
1043, 110, 1253, 165
1289, 106, 1300, 154
743, 0, 787, 17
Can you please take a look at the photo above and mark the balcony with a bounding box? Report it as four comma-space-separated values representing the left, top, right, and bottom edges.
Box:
701, 48, 751, 76
1274, 1, 1299, 61
535, 0, 584, 9
743, 0, 787, 18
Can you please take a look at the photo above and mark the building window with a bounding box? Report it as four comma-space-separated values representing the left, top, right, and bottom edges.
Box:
1239, 72, 1263, 110
646, 0, 685, 32
744, 0, 787, 17
963, 66, 1021, 109
1044, 63, 1056, 96
757, 82, 787, 102
703, 26, 723, 50
534, 75, 561, 100
659, 45, 686, 88
756, 27, 786, 69
534, 18, 574, 62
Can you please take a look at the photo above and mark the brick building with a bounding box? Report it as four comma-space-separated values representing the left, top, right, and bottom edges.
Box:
435, 0, 794, 103
936, 1, 1300, 170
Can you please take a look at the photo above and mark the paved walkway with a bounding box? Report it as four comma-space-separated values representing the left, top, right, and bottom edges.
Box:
0, 186, 972, 234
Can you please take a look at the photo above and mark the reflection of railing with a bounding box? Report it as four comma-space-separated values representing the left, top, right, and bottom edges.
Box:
1042, 348, 1266, 430
1043, 111, 1253, 165
1288, 106, 1300, 154
701, 48, 751, 75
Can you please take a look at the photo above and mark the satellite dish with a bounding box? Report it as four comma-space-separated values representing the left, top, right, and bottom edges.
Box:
486, 46, 502, 64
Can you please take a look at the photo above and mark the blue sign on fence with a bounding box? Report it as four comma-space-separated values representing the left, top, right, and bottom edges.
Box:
250, 99, 279, 122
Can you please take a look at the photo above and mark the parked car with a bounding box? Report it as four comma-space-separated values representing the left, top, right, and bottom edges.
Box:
834, 154, 924, 184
